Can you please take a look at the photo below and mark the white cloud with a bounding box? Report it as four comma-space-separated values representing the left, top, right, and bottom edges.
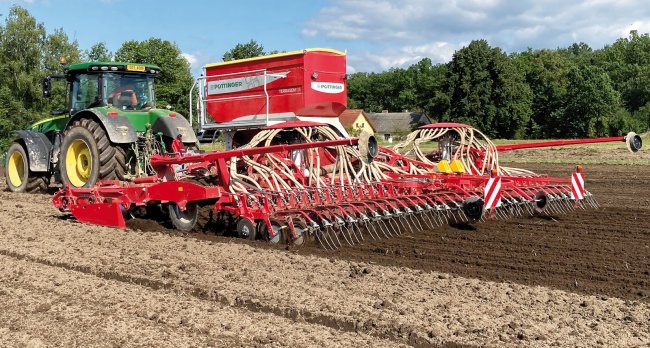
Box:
347, 42, 460, 72
304, 0, 650, 71
181, 52, 198, 68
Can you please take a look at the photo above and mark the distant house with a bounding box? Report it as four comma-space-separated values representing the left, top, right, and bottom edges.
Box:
338, 109, 376, 135
367, 111, 431, 143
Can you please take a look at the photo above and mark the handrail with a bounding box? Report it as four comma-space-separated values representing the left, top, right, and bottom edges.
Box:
190, 69, 287, 132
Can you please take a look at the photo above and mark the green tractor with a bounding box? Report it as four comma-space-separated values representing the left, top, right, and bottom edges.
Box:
4, 61, 197, 193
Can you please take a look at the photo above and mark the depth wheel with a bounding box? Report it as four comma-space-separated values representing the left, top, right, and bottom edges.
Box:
59, 118, 127, 188
5, 142, 49, 193
168, 203, 198, 231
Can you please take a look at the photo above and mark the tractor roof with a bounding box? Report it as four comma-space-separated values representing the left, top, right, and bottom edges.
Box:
65, 61, 162, 75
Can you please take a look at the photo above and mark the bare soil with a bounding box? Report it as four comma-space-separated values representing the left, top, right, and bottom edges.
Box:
0, 162, 648, 347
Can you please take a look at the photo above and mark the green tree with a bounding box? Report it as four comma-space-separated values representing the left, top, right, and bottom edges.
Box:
222, 39, 265, 61
561, 65, 620, 137
42, 28, 80, 113
407, 58, 449, 120
445, 40, 531, 138
0, 6, 47, 148
512, 49, 573, 137
597, 31, 650, 119
84, 42, 112, 62
114, 38, 193, 117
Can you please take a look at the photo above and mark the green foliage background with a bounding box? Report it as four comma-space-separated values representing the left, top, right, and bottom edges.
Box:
0, 6, 193, 151
348, 33, 650, 139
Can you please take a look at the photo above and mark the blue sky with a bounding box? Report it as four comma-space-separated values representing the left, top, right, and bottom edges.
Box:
2, 0, 650, 76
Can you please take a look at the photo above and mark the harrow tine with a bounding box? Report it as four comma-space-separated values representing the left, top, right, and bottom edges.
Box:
327, 226, 343, 249
378, 219, 393, 238
410, 214, 423, 231
522, 202, 535, 216
338, 225, 355, 246
370, 220, 384, 238
418, 211, 433, 229
348, 222, 363, 244
399, 216, 413, 234
351, 221, 365, 242
334, 216, 355, 246
365, 221, 380, 240
316, 230, 332, 250
387, 217, 402, 235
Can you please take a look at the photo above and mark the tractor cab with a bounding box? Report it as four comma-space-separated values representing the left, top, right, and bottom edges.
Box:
43, 62, 161, 115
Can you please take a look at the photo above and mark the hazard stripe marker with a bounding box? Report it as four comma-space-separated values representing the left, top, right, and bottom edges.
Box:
484, 176, 502, 210
570, 171, 585, 200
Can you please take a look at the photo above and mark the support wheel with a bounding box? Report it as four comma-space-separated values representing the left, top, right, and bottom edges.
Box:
168, 203, 198, 231
534, 191, 548, 213
59, 118, 126, 188
5, 142, 49, 193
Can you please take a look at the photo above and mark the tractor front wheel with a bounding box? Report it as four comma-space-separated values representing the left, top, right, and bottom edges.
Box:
59, 119, 126, 188
5, 142, 49, 193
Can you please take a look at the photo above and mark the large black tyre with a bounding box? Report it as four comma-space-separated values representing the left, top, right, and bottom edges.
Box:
5, 142, 49, 193
59, 118, 126, 188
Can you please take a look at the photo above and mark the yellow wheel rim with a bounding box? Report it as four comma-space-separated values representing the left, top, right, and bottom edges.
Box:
7, 151, 26, 188
65, 139, 92, 187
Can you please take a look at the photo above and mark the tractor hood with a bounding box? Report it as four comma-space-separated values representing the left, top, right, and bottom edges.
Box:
94, 107, 197, 143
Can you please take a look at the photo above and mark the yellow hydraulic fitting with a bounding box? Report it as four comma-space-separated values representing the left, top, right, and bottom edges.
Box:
450, 159, 466, 173
437, 160, 452, 174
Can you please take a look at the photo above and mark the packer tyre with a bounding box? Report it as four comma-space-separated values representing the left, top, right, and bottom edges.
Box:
5, 142, 49, 193
168, 203, 198, 231
59, 119, 126, 188
463, 196, 484, 221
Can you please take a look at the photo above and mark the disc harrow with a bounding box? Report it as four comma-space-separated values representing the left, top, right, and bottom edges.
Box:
52, 122, 639, 250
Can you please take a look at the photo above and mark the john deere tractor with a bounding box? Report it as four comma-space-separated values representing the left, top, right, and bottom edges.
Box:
4, 61, 196, 193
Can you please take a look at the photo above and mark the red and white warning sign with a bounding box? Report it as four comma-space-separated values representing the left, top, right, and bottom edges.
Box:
484, 176, 502, 210
570, 171, 585, 200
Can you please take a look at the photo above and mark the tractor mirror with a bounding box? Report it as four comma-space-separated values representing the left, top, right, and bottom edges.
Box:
42, 77, 52, 98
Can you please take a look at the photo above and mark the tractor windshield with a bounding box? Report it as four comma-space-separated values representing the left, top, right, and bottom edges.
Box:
103, 73, 156, 111
70, 74, 101, 113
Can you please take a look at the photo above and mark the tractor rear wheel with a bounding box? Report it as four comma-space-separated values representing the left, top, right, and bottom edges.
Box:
5, 142, 49, 193
59, 118, 127, 188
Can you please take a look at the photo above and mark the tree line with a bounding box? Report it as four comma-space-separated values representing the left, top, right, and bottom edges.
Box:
0, 6, 193, 150
348, 34, 650, 139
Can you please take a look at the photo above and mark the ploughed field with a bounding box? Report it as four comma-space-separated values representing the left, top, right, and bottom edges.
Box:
0, 161, 649, 347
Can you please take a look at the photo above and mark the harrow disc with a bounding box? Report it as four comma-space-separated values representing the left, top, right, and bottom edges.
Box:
237, 218, 256, 240
291, 221, 307, 246
168, 203, 198, 231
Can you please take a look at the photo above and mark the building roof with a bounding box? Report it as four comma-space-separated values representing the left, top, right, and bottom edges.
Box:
339, 109, 376, 132
367, 112, 430, 134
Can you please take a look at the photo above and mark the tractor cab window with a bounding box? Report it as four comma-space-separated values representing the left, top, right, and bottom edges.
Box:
103, 73, 155, 111
70, 74, 100, 113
